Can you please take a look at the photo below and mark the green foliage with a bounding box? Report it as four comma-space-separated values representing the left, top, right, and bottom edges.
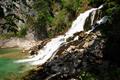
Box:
52, 9, 67, 29
47, 31, 54, 38
0, 32, 16, 40
78, 67, 120, 80
1, 0, 120, 40
89, 0, 105, 7
0, 0, 91, 39
51, 9, 72, 36
89, 0, 120, 8
49, 0, 89, 37
28, 0, 52, 39
101, 1, 117, 15
17, 25, 27, 38
33, 0, 51, 25
62, 0, 82, 12
29, 0, 92, 38
79, 71, 97, 80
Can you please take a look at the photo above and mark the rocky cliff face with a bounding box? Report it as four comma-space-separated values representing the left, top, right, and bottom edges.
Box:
0, 0, 36, 38
1, 1, 120, 80
23, 28, 106, 80
21, 4, 120, 79
24, 23, 120, 80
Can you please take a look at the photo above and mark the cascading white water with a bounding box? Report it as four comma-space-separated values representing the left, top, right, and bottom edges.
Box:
97, 16, 108, 24
16, 5, 105, 65
86, 16, 108, 34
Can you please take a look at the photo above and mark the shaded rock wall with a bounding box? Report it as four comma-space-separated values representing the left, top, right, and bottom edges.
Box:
23, 27, 108, 80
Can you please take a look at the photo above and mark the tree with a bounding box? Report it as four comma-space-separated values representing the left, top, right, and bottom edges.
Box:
30, 0, 53, 40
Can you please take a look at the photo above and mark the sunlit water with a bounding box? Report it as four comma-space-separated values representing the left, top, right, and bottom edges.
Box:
16, 5, 108, 65
0, 48, 27, 80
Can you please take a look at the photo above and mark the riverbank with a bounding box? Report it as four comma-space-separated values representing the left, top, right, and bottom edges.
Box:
0, 37, 43, 50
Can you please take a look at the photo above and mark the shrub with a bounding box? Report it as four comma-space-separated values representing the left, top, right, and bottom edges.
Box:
0, 32, 16, 40
17, 25, 27, 38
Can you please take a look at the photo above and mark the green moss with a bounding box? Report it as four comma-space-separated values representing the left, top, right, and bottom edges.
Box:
0, 32, 16, 40
78, 70, 97, 80
17, 25, 27, 38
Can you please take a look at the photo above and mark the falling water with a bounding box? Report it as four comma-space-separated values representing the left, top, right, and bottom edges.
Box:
16, 5, 106, 65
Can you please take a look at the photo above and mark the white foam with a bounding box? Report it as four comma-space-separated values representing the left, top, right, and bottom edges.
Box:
16, 5, 105, 65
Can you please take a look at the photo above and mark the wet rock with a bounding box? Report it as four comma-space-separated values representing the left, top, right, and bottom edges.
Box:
26, 39, 49, 55
23, 17, 120, 80
23, 29, 108, 80
28, 50, 37, 55
73, 31, 87, 39
66, 36, 74, 42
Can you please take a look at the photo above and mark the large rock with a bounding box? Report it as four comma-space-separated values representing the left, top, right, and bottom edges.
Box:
23, 28, 108, 80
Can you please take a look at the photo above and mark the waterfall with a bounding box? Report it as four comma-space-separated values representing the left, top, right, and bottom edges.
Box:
16, 5, 105, 65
